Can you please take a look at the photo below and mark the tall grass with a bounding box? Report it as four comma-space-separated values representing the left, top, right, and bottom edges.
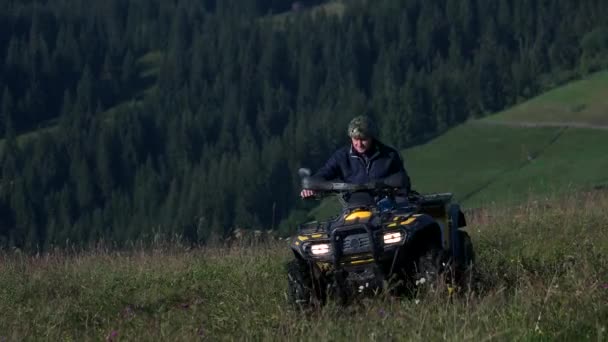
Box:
1, 191, 607, 340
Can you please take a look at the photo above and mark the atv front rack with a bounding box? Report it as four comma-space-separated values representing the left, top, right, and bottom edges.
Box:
330, 223, 381, 269
297, 220, 333, 234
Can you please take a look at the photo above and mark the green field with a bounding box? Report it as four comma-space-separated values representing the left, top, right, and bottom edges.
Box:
483, 70, 608, 126
406, 124, 608, 208
2, 191, 607, 340
402, 70, 608, 210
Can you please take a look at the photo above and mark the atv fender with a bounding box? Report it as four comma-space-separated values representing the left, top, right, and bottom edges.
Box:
449, 204, 466, 260
291, 241, 310, 260
405, 214, 443, 248
450, 203, 466, 228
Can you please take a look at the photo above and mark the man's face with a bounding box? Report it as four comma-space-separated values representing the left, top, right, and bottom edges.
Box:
351, 137, 373, 154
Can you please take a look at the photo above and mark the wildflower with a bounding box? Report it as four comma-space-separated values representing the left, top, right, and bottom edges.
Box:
106, 330, 119, 342
601, 283, 608, 289
447, 286, 455, 296
378, 308, 386, 318
415, 277, 426, 286
415, 299, 420, 305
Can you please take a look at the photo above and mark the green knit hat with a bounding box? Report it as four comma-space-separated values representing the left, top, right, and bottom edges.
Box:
347, 115, 377, 139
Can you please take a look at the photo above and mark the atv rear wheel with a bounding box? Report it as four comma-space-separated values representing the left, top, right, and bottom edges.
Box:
455, 230, 476, 289
286, 259, 324, 310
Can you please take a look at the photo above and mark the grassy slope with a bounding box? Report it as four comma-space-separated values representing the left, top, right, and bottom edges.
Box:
1, 191, 607, 340
406, 125, 608, 208
262, 0, 357, 28
470, 128, 608, 205
406, 125, 562, 204
405, 71, 608, 209
483, 70, 608, 126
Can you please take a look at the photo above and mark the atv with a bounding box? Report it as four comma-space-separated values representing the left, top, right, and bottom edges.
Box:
286, 170, 475, 309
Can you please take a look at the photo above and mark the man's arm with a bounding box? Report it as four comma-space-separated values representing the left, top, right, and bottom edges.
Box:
300, 149, 343, 198
313, 149, 343, 181
391, 151, 411, 192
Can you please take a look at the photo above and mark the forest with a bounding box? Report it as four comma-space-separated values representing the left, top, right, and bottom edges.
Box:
1, 0, 608, 249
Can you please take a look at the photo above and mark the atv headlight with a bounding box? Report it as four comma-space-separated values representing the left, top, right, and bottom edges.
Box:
310, 243, 331, 255
383, 232, 404, 245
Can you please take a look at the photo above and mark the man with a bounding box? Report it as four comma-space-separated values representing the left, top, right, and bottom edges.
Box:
300, 115, 410, 198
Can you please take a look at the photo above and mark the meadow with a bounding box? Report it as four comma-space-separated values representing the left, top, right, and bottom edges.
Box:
405, 70, 608, 210
484, 70, 608, 126
1, 190, 607, 340
406, 125, 608, 208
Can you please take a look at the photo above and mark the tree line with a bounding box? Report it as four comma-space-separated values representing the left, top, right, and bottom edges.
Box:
1, 0, 608, 250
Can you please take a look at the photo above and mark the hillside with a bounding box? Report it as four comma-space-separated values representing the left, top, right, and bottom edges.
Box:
1, 191, 607, 339
0, 51, 161, 154
407, 125, 608, 208
263, 0, 354, 26
407, 71, 608, 208
3, 0, 608, 249
482, 71, 608, 127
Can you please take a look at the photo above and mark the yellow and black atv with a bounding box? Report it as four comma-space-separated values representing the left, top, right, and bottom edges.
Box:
287, 170, 474, 309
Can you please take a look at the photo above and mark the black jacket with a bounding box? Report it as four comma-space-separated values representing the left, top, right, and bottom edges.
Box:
314, 140, 411, 190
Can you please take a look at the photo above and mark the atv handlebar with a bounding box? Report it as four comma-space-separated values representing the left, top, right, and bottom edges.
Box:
300, 172, 408, 193
301, 178, 382, 192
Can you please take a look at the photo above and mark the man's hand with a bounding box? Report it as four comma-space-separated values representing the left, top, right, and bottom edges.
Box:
300, 189, 316, 198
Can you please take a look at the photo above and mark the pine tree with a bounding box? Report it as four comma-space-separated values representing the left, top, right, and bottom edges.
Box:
1, 88, 19, 180
121, 50, 136, 87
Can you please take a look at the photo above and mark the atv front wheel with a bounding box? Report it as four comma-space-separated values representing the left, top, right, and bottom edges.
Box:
286, 259, 324, 310
413, 243, 447, 293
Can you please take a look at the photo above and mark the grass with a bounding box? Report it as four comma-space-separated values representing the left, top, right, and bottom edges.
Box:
484, 70, 608, 126
1, 190, 607, 340
0, 125, 58, 154
466, 127, 608, 206
137, 50, 163, 80
405, 124, 608, 208
261, 0, 354, 29
406, 125, 563, 205
402, 69, 608, 209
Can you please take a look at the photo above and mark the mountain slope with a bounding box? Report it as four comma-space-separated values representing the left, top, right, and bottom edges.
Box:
482, 70, 608, 127
0, 51, 161, 154
407, 124, 608, 208
406, 71, 608, 208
